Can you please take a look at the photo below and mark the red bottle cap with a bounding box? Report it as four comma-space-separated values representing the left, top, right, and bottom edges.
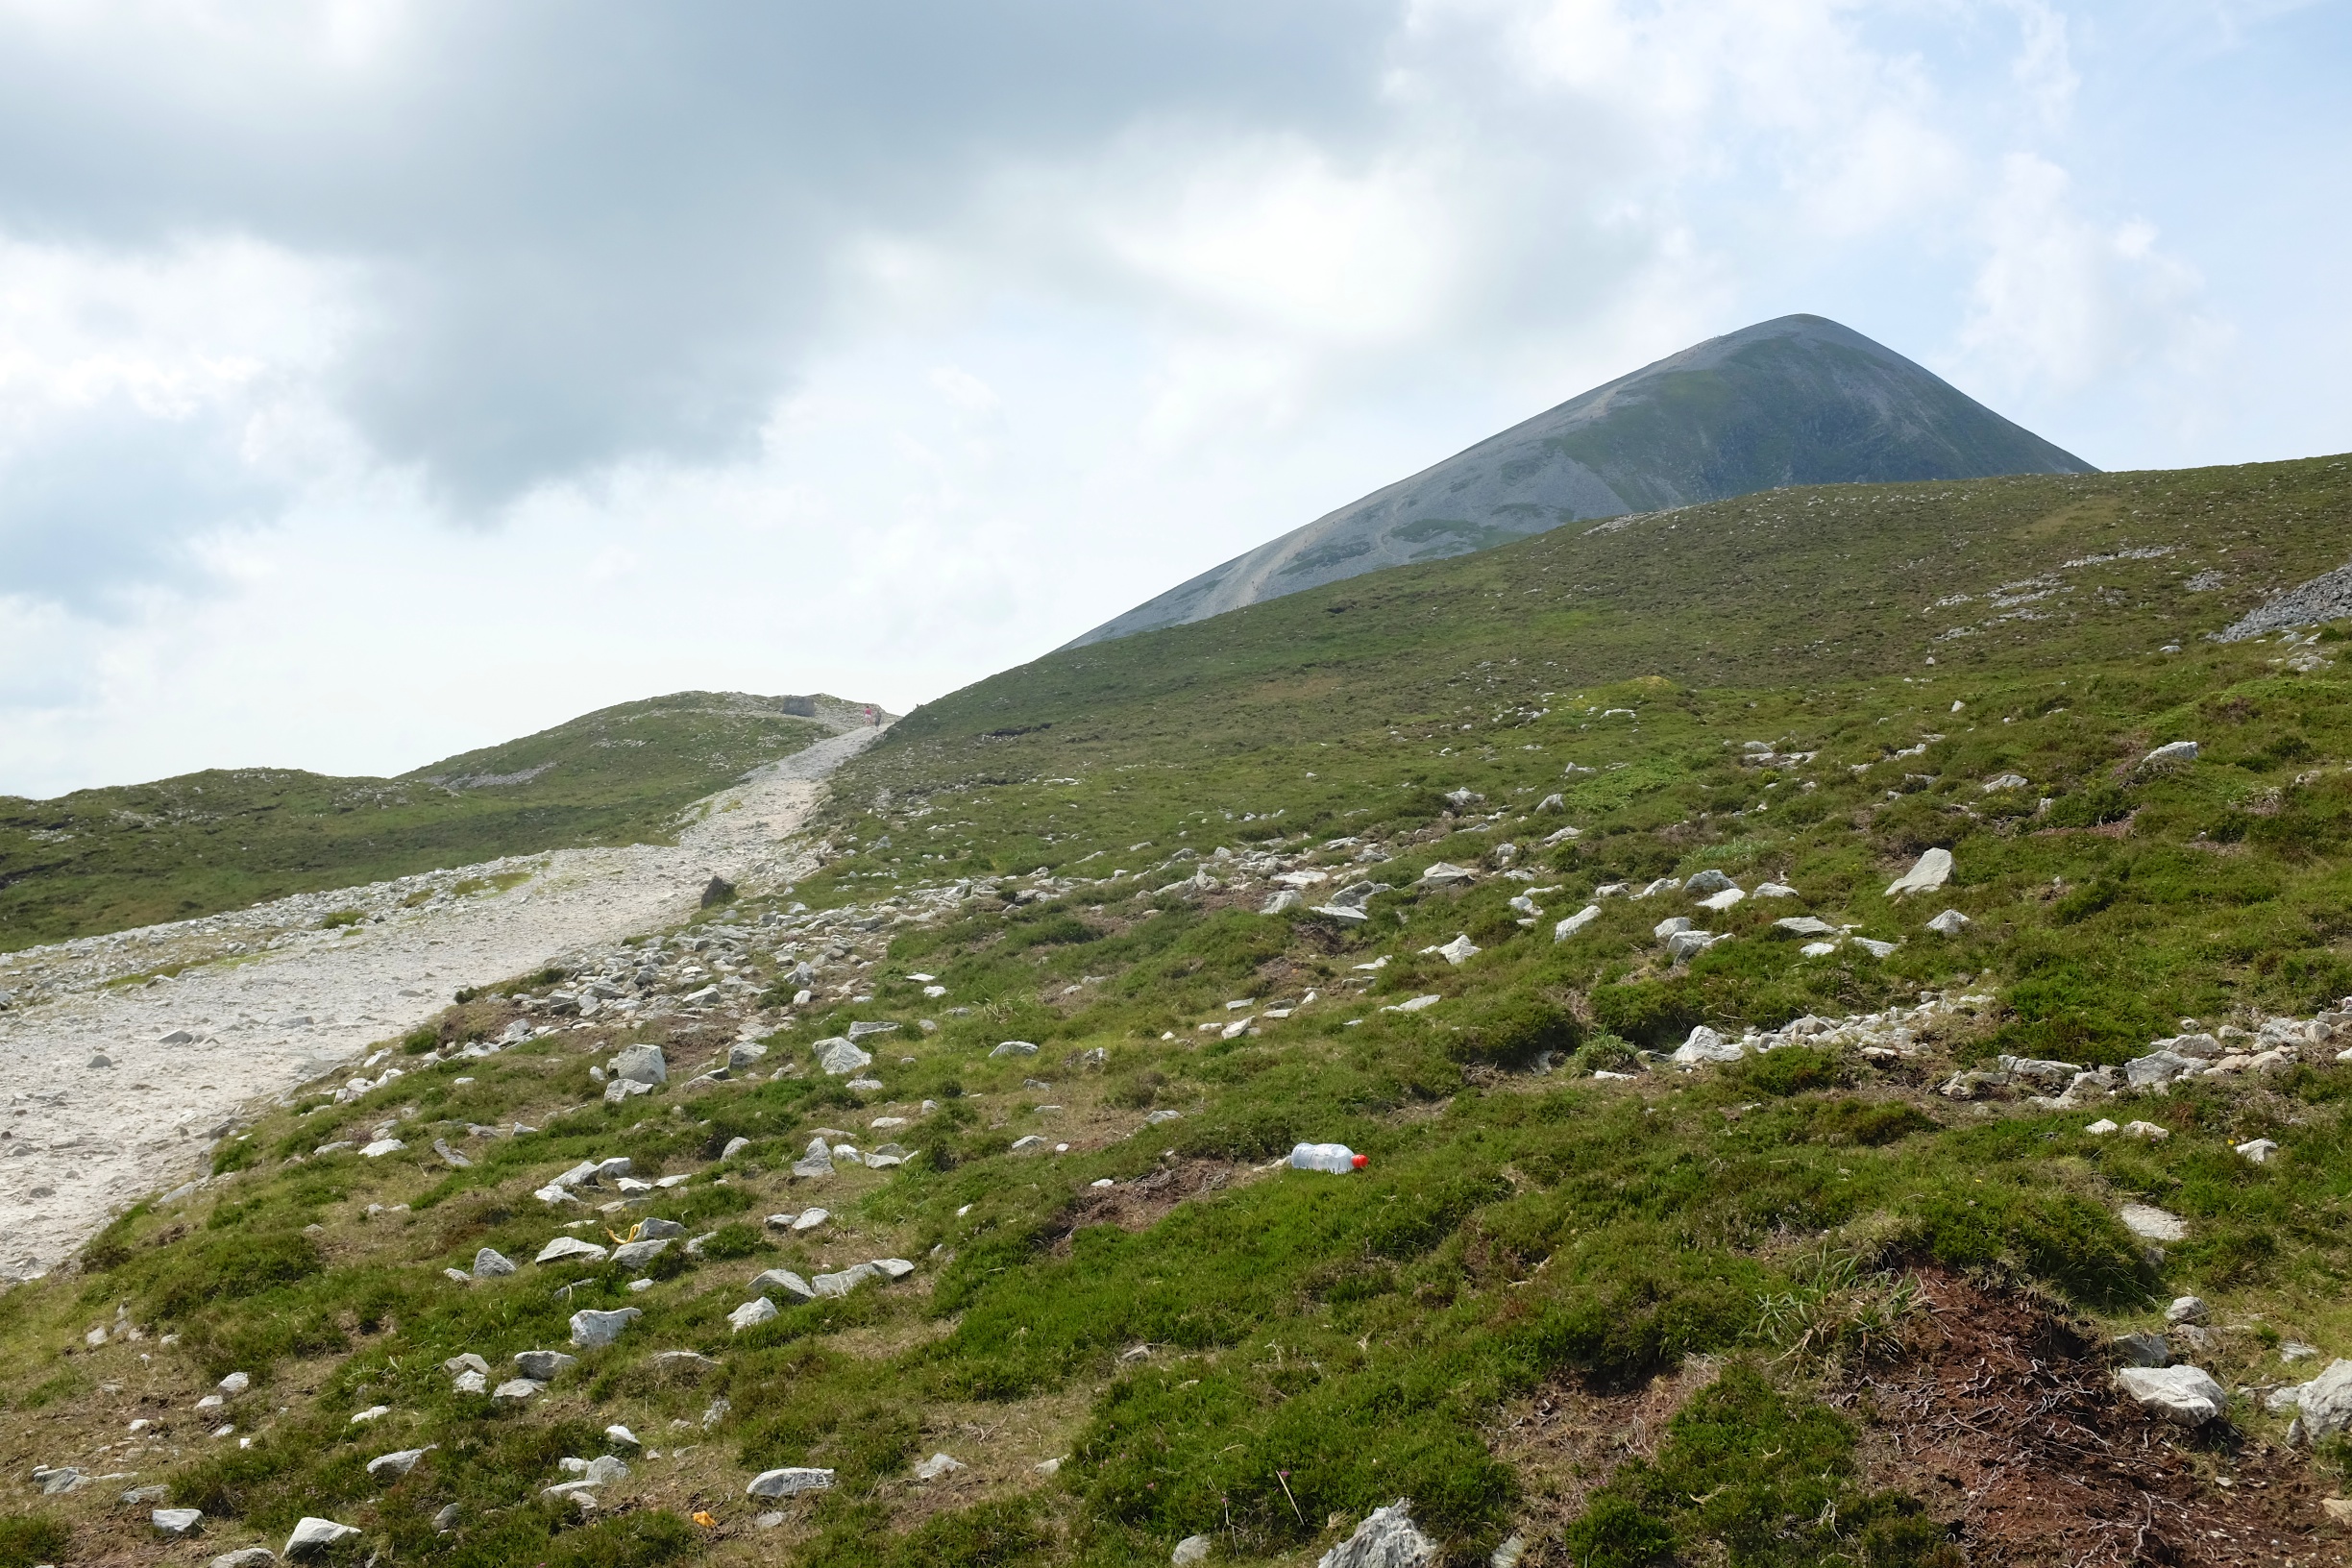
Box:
1351, 1154, 1368, 1169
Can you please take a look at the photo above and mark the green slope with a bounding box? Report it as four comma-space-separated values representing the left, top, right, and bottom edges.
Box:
6, 456, 2352, 1568
0, 692, 835, 950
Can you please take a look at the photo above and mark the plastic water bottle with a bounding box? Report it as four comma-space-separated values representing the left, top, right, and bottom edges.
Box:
1287, 1142, 1367, 1173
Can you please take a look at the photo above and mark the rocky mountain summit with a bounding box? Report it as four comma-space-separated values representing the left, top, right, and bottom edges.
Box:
1070, 313, 2093, 645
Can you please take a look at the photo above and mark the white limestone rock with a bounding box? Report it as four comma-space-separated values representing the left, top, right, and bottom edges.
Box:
2117, 1364, 2225, 1425
746, 1466, 834, 1499
1317, 1500, 1438, 1568
1671, 1026, 1744, 1066
1885, 847, 1952, 897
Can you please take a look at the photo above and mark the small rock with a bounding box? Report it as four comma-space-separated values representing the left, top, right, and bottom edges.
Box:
1670, 1026, 1744, 1066
359, 1139, 405, 1159
349, 1405, 390, 1424
1553, 905, 1601, 941
2117, 1364, 2226, 1425
1318, 1499, 1438, 1568
2114, 1332, 2168, 1367
1417, 862, 1476, 886
2166, 1296, 2209, 1325
2140, 740, 2198, 770
1665, 928, 1724, 962
219, 1371, 251, 1393
1884, 846, 1952, 897
814, 1262, 882, 1298
570, 1308, 642, 1348
492, 1378, 544, 1401
606, 1424, 640, 1446
154, 1507, 205, 1535
2295, 1359, 2352, 1439
1172, 1537, 1213, 1567
1982, 772, 2029, 792
991, 1040, 1041, 1058
746, 1466, 835, 1499
912, 1452, 965, 1481
444, 1352, 490, 1376
1683, 869, 1734, 894
610, 1237, 669, 1269
722, 1136, 751, 1160
815, 1038, 874, 1075
611, 1044, 669, 1085
514, 1349, 578, 1379
2084, 1118, 2119, 1135
2234, 1138, 2281, 1164
366, 1447, 434, 1479
2121, 1120, 2169, 1141
1925, 909, 1971, 936
453, 1370, 487, 1393
1773, 917, 1839, 938
473, 1247, 518, 1279
2119, 1204, 2188, 1242
730, 1297, 779, 1331
284, 1517, 362, 1555
210, 1550, 277, 1568
534, 1236, 609, 1265
751, 1266, 817, 1300
1850, 937, 1898, 959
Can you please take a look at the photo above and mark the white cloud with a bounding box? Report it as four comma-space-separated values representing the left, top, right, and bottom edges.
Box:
0, 0, 2332, 796
1954, 152, 2223, 396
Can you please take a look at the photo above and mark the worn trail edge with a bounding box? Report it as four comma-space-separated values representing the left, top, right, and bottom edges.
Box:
0, 725, 884, 1278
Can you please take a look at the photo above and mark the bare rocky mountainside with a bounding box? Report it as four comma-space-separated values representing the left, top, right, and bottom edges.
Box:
1069, 314, 2095, 647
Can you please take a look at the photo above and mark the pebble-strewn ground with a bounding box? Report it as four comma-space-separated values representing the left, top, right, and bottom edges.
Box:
0, 726, 884, 1280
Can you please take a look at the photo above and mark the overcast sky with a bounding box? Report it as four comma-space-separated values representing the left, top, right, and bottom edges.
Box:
1, 0, 2344, 797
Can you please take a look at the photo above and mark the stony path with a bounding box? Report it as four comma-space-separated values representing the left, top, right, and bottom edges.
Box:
0, 725, 883, 1280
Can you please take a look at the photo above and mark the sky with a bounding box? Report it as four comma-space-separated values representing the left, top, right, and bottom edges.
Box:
1, 0, 2345, 798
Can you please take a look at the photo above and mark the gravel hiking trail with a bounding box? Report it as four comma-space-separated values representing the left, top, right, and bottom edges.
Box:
0, 724, 885, 1280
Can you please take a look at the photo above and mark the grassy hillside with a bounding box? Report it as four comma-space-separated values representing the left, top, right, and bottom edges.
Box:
0, 693, 839, 951
2, 456, 2351, 1566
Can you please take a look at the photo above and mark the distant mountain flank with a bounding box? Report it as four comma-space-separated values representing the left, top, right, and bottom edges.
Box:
1068, 313, 2094, 647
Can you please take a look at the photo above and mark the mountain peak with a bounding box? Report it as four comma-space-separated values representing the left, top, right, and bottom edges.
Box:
1068, 315, 2092, 647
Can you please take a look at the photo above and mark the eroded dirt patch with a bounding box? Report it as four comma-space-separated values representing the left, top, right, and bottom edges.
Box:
1487, 1271, 2341, 1566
